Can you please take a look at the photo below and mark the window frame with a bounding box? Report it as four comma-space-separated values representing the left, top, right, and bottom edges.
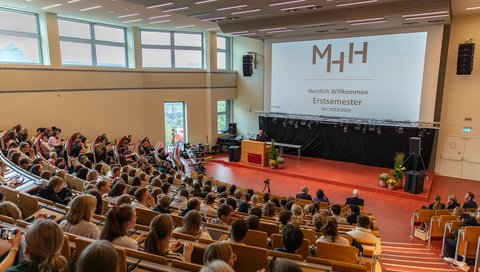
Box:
164, 101, 188, 146
216, 35, 231, 70
58, 17, 128, 67
140, 29, 204, 69
0, 7, 43, 65
217, 100, 232, 134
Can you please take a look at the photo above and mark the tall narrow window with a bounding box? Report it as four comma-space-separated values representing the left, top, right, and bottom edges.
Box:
217, 36, 230, 70
164, 102, 187, 146
0, 8, 42, 64
58, 18, 127, 67
217, 100, 232, 134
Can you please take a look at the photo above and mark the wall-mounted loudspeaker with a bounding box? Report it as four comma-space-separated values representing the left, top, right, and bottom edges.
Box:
409, 137, 421, 156
457, 43, 475, 75
228, 123, 237, 135
243, 55, 253, 77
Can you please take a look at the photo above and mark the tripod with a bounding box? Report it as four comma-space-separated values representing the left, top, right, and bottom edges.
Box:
263, 179, 271, 193
403, 153, 427, 174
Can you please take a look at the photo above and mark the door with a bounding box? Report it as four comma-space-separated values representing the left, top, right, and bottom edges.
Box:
164, 102, 186, 148
462, 138, 480, 180
439, 136, 465, 178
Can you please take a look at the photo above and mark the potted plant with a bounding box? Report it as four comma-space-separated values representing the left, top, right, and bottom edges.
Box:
391, 152, 406, 188
386, 178, 397, 190
268, 139, 278, 169
378, 173, 389, 187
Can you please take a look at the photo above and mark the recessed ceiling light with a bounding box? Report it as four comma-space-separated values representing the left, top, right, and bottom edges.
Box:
259, 27, 286, 32
147, 2, 174, 9
217, 4, 248, 11
350, 20, 387, 25
123, 19, 142, 23
207, 27, 221, 31
466, 6, 480, 10
201, 16, 226, 21
237, 32, 257, 36
149, 14, 171, 19
346, 17, 384, 23
118, 13, 139, 18
163, 6, 189, 12
80, 5, 102, 11
404, 14, 449, 21
42, 3, 62, 10
281, 4, 315, 11
175, 24, 195, 29
269, 0, 305, 6
195, 0, 217, 4
226, 30, 248, 35
150, 19, 171, 24
67, 0, 81, 3
336, 0, 377, 7
231, 9, 261, 15
402, 11, 448, 17
267, 29, 293, 33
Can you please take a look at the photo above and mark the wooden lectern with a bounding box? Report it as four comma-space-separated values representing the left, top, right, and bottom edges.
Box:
241, 140, 271, 167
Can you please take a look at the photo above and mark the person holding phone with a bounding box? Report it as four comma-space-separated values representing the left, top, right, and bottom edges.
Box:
0, 228, 21, 270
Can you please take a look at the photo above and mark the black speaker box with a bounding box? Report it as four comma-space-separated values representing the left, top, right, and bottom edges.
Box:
228, 146, 241, 162
457, 43, 475, 75
243, 55, 253, 77
228, 123, 237, 135
404, 170, 424, 194
409, 137, 421, 156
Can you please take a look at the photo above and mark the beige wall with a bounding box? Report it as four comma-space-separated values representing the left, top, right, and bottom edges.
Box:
434, 14, 480, 174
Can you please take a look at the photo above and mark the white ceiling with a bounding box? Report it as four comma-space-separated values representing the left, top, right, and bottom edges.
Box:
1, 0, 479, 39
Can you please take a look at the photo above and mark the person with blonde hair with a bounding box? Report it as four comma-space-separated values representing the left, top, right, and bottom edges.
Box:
6, 219, 68, 272
0, 201, 22, 220
200, 260, 235, 272
203, 242, 236, 267
60, 195, 100, 239
447, 195, 460, 210
0, 161, 7, 184
87, 170, 99, 183
145, 214, 193, 262
428, 195, 445, 210
174, 210, 212, 240
77, 240, 119, 272
290, 204, 304, 224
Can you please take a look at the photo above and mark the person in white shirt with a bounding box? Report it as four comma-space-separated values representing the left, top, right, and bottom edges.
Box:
131, 187, 155, 210
100, 204, 147, 250
200, 192, 217, 216
170, 189, 189, 211
59, 195, 101, 239
347, 215, 381, 255
330, 204, 348, 224
173, 210, 212, 240
48, 131, 62, 149
316, 217, 350, 246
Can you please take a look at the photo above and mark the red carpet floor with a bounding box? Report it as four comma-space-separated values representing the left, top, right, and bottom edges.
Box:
204, 154, 480, 243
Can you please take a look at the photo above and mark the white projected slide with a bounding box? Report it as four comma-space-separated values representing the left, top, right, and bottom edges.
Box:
271, 32, 428, 121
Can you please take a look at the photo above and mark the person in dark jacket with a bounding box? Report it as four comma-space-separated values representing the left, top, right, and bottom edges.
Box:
296, 186, 312, 200
37, 177, 71, 205
345, 189, 364, 206
428, 195, 446, 210
346, 204, 361, 225
447, 195, 461, 210
443, 215, 479, 258
463, 192, 478, 209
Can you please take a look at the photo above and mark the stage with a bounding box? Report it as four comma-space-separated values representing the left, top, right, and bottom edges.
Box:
208, 155, 433, 202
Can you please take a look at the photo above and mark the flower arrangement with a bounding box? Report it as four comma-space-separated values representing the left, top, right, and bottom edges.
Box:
378, 173, 389, 187
391, 152, 406, 180
268, 139, 284, 168
386, 178, 397, 186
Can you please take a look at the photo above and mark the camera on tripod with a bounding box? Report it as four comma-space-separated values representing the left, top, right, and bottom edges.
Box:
263, 179, 270, 193
264, 179, 270, 185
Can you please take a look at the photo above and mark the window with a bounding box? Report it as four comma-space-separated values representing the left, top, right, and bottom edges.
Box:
0, 8, 42, 64
217, 100, 232, 134
58, 18, 127, 67
164, 102, 187, 146
217, 36, 230, 70
140, 30, 203, 69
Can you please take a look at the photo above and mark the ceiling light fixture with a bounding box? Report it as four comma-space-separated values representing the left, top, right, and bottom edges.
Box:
123, 19, 142, 23
226, 30, 248, 35
350, 20, 386, 25
67, 0, 81, 3
346, 17, 384, 23
217, 4, 248, 11
175, 24, 195, 29
42, 3, 62, 9
336, 0, 377, 7
231, 9, 261, 15
404, 14, 449, 20
237, 32, 257, 36
281, 4, 315, 11
267, 29, 293, 33
402, 11, 448, 17
80, 5, 102, 11
201, 16, 226, 21
195, 0, 217, 4
118, 13, 139, 18
269, 0, 305, 6
259, 27, 286, 32
466, 6, 480, 10
299, 22, 333, 27
163, 6, 189, 12
150, 19, 170, 24
148, 14, 171, 19
146, 2, 174, 9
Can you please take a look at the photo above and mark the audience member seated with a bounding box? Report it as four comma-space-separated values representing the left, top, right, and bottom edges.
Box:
316, 217, 350, 246
227, 219, 248, 244
346, 189, 364, 206
447, 195, 461, 210
85, 189, 104, 215
145, 214, 194, 262
463, 192, 478, 209
279, 210, 292, 230
251, 195, 259, 206
100, 205, 147, 250
200, 260, 235, 272
116, 194, 133, 206
0, 201, 22, 220
312, 213, 326, 232
209, 204, 233, 226
37, 177, 71, 205
262, 202, 276, 217
0, 161, 6, 184
0, 226, 21, 271
60, 195, 101, 239
246, 215, 260, 230
170, 189, 189, 210
106, 182, 127, 202
153, 195, 171, 214
201, 192, 217, 216
132, 188, 155, 210
96, 180, 111, 196
347, 215, 382, 254
296, 186, 312, 200
272, 259, 302, 272
291, 204, 304, 224
346, 204, 361, 225
330, 204, 348, 224
174, 210, 212, 240
428, 194, 446, 210
275, 223, 304, 254
250, 206, 263, 219
237, 193, 251, 213
179, 198, 201, 217
443, 215, 479, 259
314, 189, 330, 204
77, 240, 119, 272
5, 220, 68, 272
203, 242, 236, 267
